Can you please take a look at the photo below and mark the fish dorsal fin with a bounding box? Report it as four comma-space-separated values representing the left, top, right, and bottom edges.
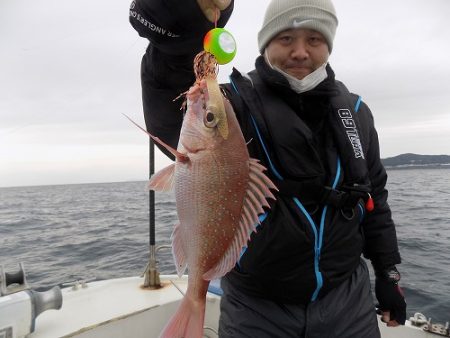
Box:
123, 114, 189, 163
202, 158, 277, 280
148, 163, 175, 192
171, 223, 187, 277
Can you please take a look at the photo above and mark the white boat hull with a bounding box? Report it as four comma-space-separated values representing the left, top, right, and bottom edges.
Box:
26, 275, 430, 338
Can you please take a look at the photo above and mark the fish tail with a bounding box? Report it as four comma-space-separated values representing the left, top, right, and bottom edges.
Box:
158, 296, 205, 338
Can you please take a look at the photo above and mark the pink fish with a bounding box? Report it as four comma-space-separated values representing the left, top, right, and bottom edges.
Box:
128, 77, 276, 337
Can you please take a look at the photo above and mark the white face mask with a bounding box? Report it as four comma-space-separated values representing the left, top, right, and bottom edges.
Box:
264, 50, 328, 94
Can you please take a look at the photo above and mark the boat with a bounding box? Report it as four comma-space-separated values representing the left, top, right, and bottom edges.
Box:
1, 262, 449, 338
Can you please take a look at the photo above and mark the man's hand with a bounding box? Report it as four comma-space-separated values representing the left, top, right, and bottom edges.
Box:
197, 0, 232, 22
375, 266, 407, 326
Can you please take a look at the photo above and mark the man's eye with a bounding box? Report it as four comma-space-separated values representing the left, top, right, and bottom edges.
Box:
278, 35, 292, 43
309, 36, 324, 45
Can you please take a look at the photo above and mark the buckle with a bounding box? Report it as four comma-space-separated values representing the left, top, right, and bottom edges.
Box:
321, 186, 348, 208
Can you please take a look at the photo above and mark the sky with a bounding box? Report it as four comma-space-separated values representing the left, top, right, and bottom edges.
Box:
1, 0, 449, 188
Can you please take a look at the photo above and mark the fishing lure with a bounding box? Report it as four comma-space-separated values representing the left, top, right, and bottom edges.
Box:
203, 27, 236, 65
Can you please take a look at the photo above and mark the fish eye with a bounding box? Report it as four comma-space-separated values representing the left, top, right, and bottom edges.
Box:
204, 108, 218, 128
206, 112, 215, 122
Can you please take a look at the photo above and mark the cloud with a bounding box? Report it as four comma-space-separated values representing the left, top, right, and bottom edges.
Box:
1, 0, 449, 187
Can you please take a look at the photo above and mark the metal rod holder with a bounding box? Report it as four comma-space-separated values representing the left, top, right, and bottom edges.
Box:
142, 138, 161, 288
143, 245, 161, 288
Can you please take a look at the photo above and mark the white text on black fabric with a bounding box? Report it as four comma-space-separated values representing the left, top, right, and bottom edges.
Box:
338, 109, 365, 159
129, 1, 180, 38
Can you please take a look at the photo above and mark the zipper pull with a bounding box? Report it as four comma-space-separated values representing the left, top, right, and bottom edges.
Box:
365, 193, 374, 212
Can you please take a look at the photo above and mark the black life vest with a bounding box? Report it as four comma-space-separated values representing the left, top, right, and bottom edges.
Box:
227, 68, 372, 210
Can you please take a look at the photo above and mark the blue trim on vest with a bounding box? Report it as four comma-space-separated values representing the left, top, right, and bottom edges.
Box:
229, 76, 239, 96
229, 75, 345, 298
258, 212, 268, 223
246, 117, 343, 301
309, 157, 341, 300
293, 196, 323, 301
249, 115, 284, 180
230, 76, 284, 180
355, 96, 362, 113
358, 203, 365, 223
237, 213, 268, 268
332, 157, 341, 190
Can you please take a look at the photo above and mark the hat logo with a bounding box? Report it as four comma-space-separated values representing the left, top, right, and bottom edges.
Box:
292, 19, 313, 28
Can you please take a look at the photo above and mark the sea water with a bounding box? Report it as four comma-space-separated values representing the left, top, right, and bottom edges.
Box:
1, 168, 449, 323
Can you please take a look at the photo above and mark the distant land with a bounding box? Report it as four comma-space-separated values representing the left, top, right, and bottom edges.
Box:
382, 153, 450, 169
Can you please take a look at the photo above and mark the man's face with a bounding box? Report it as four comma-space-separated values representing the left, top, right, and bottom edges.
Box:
265, 28, 330, 80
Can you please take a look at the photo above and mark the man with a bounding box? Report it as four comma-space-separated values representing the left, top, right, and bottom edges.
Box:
130, 0, 406, 337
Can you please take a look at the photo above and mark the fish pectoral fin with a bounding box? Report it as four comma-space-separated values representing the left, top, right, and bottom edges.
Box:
203, 159, 278, 281
171, 223, 187, 277
148, 164, 176, 192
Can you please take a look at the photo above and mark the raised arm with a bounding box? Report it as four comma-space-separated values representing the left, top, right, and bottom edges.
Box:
129, 0, 233, 158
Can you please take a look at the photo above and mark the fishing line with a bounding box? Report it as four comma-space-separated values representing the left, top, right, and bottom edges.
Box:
215, 8, 218, 28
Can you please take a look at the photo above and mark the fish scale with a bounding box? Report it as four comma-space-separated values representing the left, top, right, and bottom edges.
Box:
180, 160, 240, 262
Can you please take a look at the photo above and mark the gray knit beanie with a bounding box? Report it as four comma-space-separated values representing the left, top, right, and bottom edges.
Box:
258, 0, 338, 53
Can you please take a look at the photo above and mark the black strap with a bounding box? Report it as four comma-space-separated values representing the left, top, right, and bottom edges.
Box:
229, 69, 272, 148
276, 177, 370, 208
328, 81, 369, 184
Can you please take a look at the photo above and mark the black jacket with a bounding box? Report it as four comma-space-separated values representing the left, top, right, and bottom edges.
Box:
130, 0, 401, 304
221, 58, 400, 304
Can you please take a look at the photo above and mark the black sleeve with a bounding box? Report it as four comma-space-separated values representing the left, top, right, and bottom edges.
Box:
359, 102, 401, 271
140, 45, 194, 159
129, 0, 234, 159
129, 0, 234, 56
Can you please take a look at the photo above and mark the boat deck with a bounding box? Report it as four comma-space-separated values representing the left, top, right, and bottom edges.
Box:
31, 276, 218, 338
29, 275, 430, 338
